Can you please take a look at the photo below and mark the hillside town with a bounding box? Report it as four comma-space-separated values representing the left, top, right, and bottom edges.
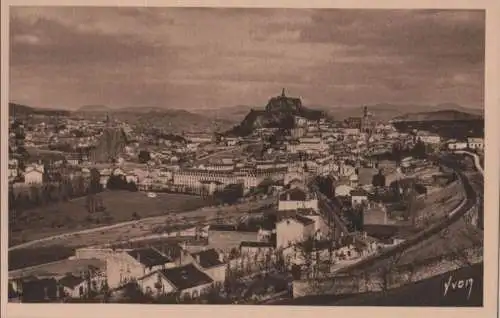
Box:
8, 89, 484, 305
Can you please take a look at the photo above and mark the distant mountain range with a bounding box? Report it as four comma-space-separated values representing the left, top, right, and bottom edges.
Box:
322, 103, 483, 122
10, 100, 483, 134
9, 103, 70, 117
391, 109, 483, 122
76, 105, 166, 114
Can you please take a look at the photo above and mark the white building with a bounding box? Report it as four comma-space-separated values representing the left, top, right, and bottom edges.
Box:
417, 132, 441, 144
8, 159, 18, 180
467, 137, 484, 150
276, 216, 315, 249
335, 184, 354, 197
136, 263, 214, 300
448, 141, 468, 150
351, 189, 368, 207
106, 248, 175, 289
24, 165, 44, 184
190, 249, 226, 284
286, 138, 329, 154
278, 187, 319, 212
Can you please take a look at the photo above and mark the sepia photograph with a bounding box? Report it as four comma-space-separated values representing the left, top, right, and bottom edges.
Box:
3, 4, 493, 312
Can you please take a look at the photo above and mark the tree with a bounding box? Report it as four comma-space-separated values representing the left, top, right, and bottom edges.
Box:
127, 181, 138, 192
411, 139, 427, 159
132, 212, 141, 220
106, 175, 128, 190
138, 150, 151, 164
296, 237, 316, 279
372, 170, 386, 187
214, 183, 244, 205
376, 251, 405, 294
256, 178, 275, 194
119, 282, 152, 304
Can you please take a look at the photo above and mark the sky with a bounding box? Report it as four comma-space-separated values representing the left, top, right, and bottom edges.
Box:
9, 7, 485, 110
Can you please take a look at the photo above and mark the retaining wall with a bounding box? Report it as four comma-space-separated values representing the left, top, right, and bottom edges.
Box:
293, 246, 482, 298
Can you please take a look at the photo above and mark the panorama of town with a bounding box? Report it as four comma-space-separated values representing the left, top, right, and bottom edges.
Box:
7, 88, 484, 305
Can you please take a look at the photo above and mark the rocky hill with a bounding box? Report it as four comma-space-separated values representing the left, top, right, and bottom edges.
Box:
225, 89, 327, 137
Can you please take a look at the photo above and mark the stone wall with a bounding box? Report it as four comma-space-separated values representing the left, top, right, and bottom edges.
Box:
293, 246, 482, 298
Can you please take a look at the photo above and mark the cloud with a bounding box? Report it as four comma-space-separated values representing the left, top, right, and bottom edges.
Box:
9, 7, 484, 110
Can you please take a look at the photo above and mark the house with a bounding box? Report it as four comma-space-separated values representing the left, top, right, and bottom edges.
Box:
8, 159, 19, 180
339, 163, 356, 177
65, 153, 82, 166
284, 172, 305, 186
240, 241, 275, 260
207, 224, 260, 251
417, 132, 441, 144
276, 215, 315, 249
335, 184, 354, 197
467, 137, 484, 150
14, 277, 58, 302
106, 248, 175, 289
278, 187, 318, 212
191, 249, 226, 284
57, 274, 88, 299
351, 189, 368, 207
137, 264, 214, 300
357, 167, 378, 186
448, 141, 468, 150
349, 173, 359, 187
125, 172, 138, 184
24, 166, 44, 184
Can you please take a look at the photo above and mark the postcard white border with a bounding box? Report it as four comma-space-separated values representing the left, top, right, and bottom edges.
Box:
1, 1, 499, 318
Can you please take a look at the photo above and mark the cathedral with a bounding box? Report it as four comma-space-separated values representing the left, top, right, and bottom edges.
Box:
360, 106, 374, 135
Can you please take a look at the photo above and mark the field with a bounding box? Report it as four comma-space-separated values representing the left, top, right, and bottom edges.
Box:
9, 197, 277, 270
9, 190, 214, 246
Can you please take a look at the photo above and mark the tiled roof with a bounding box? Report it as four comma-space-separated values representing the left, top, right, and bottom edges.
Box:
191, 249, 224, 269
279, 187, 309, 201
350, 189, 368, 197
58, 274, 85, 289
127, 248, 172, 268
279, 215, 315, 226
240, 241, 275, 248
159, 264, 213, 291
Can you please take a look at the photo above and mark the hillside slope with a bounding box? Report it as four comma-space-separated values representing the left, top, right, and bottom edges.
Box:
9, 103, 70, 117
392, 110, 482, 122
225, 90, 327, 136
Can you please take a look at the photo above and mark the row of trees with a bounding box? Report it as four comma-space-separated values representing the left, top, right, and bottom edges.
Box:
106, 174, 138, 191
9, 176, 94, 213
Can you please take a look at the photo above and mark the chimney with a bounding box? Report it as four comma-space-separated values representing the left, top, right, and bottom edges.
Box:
195, 254, 200, 264
137, 252, 141, 264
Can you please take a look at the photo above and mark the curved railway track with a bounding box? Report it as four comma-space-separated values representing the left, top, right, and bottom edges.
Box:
335, 156, 481, 274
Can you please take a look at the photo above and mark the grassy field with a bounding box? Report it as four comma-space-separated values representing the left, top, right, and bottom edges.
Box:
9, 197, 277, 270
9, 245, 76, 270
9, 190, 213, 246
